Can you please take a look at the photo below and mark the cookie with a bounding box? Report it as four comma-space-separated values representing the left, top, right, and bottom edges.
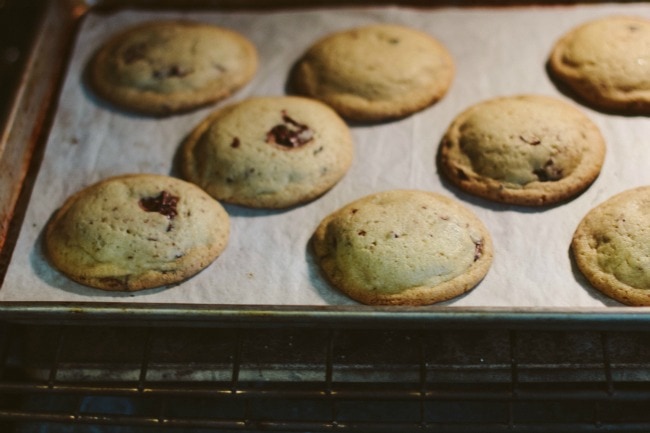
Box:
311, 190, 493, 305
290, 24, 454, 122
438, 95, 606, 206
45, 174, 230, 291
571, 186, 650, 306
548, 16, 650, 114
181, 96, 354, 209
89, 20, 258, 115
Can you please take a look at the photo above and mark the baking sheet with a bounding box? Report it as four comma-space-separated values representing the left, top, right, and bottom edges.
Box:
1, 3, 649, 308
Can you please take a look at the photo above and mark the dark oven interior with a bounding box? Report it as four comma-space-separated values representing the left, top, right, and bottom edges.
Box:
3, 322, 650, 432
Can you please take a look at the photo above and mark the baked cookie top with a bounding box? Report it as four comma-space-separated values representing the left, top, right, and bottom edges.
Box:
291, 24, 454, 122
438, 95, 606, 206
311, 190, 493, 306
548, 16, 650, 114
89, 20, 258, 116
572, 186, 650, 306
182, 96, 354, 209
45, 174, 230, 291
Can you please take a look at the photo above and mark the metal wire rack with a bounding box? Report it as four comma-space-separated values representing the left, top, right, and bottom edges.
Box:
2, 321, 650, 432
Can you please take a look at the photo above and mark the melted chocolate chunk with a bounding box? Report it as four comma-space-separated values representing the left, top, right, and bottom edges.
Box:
519, 134, 541, 145
139, 191, 179, 219
474, 240, 484, 261
533, 159, 563, 182
153, 64, 194, 79
99, 277, 128, 290
266, 111, 314, 148
231, 137, 241, 148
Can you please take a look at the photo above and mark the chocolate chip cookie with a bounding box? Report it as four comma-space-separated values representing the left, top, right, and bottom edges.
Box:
291, 24, 454, 122
572, 186, 650, 306
89, 20, 258, 115
311, 190, 493, 305
181, 96, 354, 208
438, 95, 606, 206
548, 16, 650, 114
45, 174, 230, 291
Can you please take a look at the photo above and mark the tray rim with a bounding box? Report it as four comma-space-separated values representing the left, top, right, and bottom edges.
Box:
2, 302, 650, 328
1, 0, 649, 326
0, 0, 85, 286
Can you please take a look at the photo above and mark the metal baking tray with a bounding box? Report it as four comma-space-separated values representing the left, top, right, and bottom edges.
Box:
0, 0, 649, 328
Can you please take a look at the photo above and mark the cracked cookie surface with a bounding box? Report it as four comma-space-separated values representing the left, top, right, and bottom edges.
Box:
549, 16, 650, 114
438, 94, 606, 206
45, 174, 230, 291
291, 24, 454, 122
89, 20, 258, 115
181, 96, 354, 209
572, 186, 650, 306
311, 190, 493, 305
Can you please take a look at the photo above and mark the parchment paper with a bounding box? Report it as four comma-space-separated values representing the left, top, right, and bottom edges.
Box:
2, 3, 649, 307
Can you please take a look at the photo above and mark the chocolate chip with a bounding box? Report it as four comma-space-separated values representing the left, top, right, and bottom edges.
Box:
100, 277, 128, 290
533, 159, 563, 182
153, 64, 194, 79
474, 240, 484, 261
231, 137, 241, 148
519, 134, 541, 145
139, 191, 179, 219
266, 110, 314, 148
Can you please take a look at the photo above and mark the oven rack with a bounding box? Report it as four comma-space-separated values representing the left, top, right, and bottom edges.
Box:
2, 322, 650, 432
